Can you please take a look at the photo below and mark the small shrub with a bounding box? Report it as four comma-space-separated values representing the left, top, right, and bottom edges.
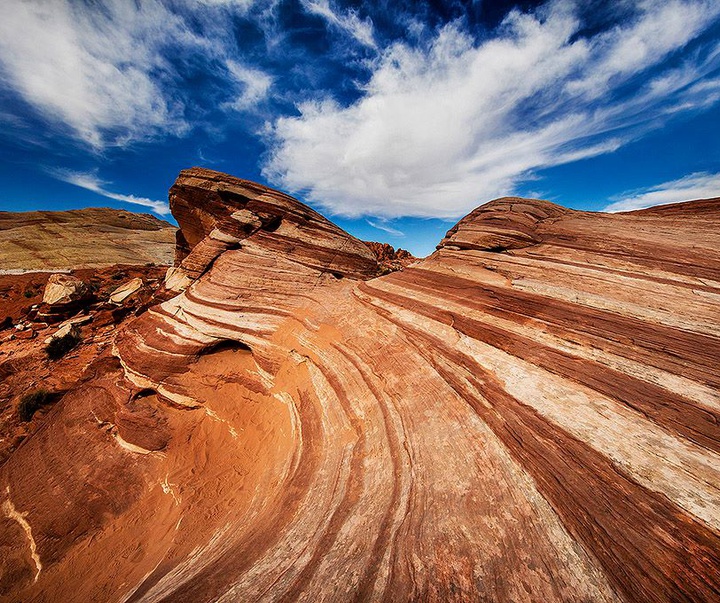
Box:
45, 331, 81, 360
18, 389, 51, 422
23, 289, 34, 298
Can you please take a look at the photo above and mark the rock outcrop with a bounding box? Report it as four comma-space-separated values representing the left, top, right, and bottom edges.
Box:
0, 264, 169, 464
41, 274, 90, 307
0, 208, 176, 271
109, 278, 144, 305
164, 169, 377, 291
438, 196, 568, 251
1, 169, 719, 603
364, 241, 415, 274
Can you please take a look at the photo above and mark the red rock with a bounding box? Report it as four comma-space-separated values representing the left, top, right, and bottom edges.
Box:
1, 172, 719, 603
438, 196, 569, 251
164, 167, 378, 291
364, 240, 416, 274
91, 309, 118, 328
0, 263, 169, 470
364, 240, 413, 263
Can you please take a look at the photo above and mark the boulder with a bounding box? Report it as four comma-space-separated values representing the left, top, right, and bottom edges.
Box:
57, 315, 93, 330
108, 278, 143, 304
44, 323, 80, 346
42, 274, 90, 306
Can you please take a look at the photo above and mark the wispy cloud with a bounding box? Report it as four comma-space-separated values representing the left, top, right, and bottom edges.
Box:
0, 1, 188, 148
191, 0, 257, 8
265, 0, 720, 219
604, 172, 720, 212
301, 0, 377, 49
3, 0, 719, 225
0, 0, 272, 148
366, 219, 405, 237
52, 169, 170, 215
224, 61, 273, 111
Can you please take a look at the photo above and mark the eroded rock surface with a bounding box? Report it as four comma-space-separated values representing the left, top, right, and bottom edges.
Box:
165, 168, 378, 291
1, 170, 719, 603
0, 265, 169, 464
41, 274, 90, 307
0, 208, 175, 271
364, 241, 415, 274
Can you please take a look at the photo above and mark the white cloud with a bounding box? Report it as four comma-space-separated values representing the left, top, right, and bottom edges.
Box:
53, 170, 170, 215
192, 0, 256, 8
265, 0, 720, 219
604, 172, 720, 212
566, 1, 718, 99
0, 0, 272, 148
366, 219, 405, 237
0, 1, 191, 147
301, 0, 376, 48
225, 61, 273, 111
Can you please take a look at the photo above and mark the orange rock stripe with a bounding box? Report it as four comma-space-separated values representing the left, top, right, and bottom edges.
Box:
397, 268, 720, 388
364, 282, 720, 455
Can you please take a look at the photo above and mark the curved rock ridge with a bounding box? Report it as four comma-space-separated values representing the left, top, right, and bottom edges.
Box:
1, 175, 719, 603
438, 196, 570, 252
164, 168, 378, 291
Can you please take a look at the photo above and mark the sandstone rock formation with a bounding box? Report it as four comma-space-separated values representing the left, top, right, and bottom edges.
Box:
1, 169, 719, 603
0, 208, 175, 271
41, 274, 90, 307
109, 278, 144, 304
364, 241, 415, 274
0, 264, 169, 464
164, 169, 378, 291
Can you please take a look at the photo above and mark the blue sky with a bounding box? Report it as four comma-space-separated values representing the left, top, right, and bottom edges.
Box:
0, 0, 719, 256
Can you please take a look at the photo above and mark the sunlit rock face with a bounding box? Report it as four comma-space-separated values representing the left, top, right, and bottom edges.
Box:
0, 208, 176, 271
164, 168, 378, 291
2, 169, 719, 603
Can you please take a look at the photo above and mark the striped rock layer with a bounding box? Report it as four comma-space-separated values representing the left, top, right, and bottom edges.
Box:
1, 169, 719, 602
0, 208, 175, 271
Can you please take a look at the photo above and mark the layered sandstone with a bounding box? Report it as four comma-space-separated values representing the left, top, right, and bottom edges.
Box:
165, 169, 377, 291
0, 208, 176, 271
1, 170, 719, 603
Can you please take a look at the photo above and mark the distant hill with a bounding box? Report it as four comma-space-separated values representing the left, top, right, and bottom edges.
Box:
0, 207, 176, 271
